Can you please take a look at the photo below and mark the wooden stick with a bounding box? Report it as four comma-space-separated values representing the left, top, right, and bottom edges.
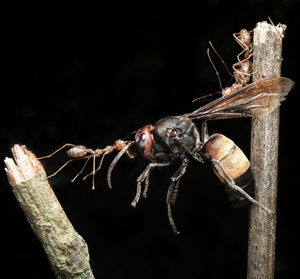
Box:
247, 21, 287, 279
4, 145, 95, 279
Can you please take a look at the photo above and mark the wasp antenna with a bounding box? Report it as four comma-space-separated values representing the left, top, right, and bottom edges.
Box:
107, 141, 135, 189
123, 130, 138, 140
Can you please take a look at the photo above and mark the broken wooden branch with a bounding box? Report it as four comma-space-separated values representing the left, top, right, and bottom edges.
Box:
4, 145, 95, 279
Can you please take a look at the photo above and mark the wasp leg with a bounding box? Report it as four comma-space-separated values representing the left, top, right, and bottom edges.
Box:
170, 178, 181, 206
143, 172, 150, 199
201, 121, 209, 143
166, 157, 189, 235
211, 158, 274, 216
131, 162, 170, 208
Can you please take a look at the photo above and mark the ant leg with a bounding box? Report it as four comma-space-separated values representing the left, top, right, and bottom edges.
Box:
84, 147, 115, 181
38, 143, 76, 160
234, 46, 250, 65
211, 158, 273, 216
233, 33, 248, 51
233, 30, 253, 60
166, 157, 189, 234
47, 159, 74, 178
232, 55, 253, 80
92, 153, 96, 190
83, 154, 105, 181
47, 156, 91, 179
71, 156, 92, 182
131, 162, 170, 208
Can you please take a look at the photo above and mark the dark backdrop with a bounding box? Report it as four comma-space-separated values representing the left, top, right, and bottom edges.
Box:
2, 1, 299, 278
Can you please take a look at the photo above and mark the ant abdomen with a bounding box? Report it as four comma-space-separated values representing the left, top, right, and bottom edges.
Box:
67, 146, 88, 158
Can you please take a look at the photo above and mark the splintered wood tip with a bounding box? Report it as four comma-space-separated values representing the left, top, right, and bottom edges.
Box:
4, 144, 41, 186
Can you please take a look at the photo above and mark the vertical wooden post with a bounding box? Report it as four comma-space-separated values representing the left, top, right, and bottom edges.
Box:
247, 21, 286, 279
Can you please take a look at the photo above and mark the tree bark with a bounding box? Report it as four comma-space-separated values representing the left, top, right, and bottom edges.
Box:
247, 21, 286, 279
4, 145, 95, 279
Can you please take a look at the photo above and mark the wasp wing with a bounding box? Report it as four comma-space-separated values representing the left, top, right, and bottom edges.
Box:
184, 77, 294, 121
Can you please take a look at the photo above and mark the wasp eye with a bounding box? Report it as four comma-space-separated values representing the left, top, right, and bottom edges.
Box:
135, 125, 153, 159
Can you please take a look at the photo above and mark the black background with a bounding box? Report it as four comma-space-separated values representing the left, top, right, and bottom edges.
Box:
2, 1, 299, 278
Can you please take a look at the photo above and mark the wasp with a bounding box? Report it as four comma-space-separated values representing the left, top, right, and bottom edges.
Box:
39, 76, 294, 234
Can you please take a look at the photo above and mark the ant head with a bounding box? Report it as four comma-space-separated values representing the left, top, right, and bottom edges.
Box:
135, 125, 155, 159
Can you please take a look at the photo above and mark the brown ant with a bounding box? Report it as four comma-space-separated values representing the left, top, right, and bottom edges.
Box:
38, 140, 135, 190
206, 29, 253, 97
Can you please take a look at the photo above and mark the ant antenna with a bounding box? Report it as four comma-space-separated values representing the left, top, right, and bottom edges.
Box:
123, 130, 137, 140
268, 16, 285, 39
207, 47, 223, 92
208, 41, 233, 78
192, 91, 220, 103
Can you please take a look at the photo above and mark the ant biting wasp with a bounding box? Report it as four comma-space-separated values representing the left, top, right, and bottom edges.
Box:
206, 29, 253, 97
39, 140, 135, 190
39, 29, 294, 234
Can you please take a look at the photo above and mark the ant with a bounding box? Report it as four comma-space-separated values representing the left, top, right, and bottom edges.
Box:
38, 140, 135, 190
207, 29, 253, 97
